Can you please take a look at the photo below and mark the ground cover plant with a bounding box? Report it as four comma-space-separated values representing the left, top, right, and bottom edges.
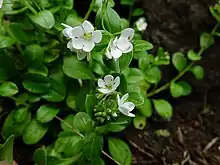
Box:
0, 0, 220, 164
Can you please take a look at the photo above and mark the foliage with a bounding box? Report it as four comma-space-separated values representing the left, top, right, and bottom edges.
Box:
0, 0, 219, 164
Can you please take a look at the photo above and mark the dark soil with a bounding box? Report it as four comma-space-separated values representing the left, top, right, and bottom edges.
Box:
123, 0, 220, 164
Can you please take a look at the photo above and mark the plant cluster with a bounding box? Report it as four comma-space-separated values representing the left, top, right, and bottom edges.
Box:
0, 0, 219, 165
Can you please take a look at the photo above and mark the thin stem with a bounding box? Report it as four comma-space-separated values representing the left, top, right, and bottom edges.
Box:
101, 151, 121, 165
147, 23, 220, 98
23, 1, 37, 14
84, 0, 96, 20
5, 7, 28, 15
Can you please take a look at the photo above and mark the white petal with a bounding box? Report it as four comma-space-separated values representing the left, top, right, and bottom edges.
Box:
63, 27, 73, 38
127, 112, 135, 117
111, 48, 123, 60
104, 75, 114, 86
120, 93, 129, 104
77, 51, 87, 60
98, 88, 111, 94
118, 106, 130, 116
92, 30, 102, 43
82, 40, 95, 52
82, 20, 94, 33
120, 28, 134, 41
72, 38, 84, 50
105, 49, 113, 59
122, 43, 133, 53
72, 26, 84, 38
113, 76, 120, 89
117, 38, 131, 51
67, 40, 74, 51
123, 102, 135, 112
117, 94, 121, 105
98, 79, 106, 88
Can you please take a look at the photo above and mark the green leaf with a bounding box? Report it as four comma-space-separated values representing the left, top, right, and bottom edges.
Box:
55, 132, 83, 157
153, 99, 173, 119
187, 50, 201, 61
0, 135, 14, 165
94, 0, 115, 12
28, 65, 48, 77
61, 115, 75, 132
210, 5, 220, 22
0, 36, 15, 49
9, 23, 31, 45
133, 115, 146, 130
137, 97, 152, 117
83, 133, 103, 160
96, 7, 121, 33
22, 74, 50, 94
30, 10, 55, 29
119, 52, 133, 71
132, 8, 144, 16
74, 112, 94, 134
63, 56, 94, 80
128, 92, 144, 106
24, 44, 45, 67
108, 116, 130, 133
41, 78, 66, 102
172, 52, 187, 72
133, 40, 153, 52
191, 65, 204, 80
36, 105, 59, 123
178, 81, 192, 96
121, 18, 130, 30
66, 12, 83, 26
108, 138, 132, 165
170, 82, 183, 98
126, 68, 145, 84
47, 153, 82, 165
85, 95, 98, 118
145, 67, 161, 84
23, 119, 48, 145
13, 106, 29, 123
2, 111, 31, 139
33, 147, 47, 165
200, 32, 214, 49
138, 55, 152, 72
0, 82, 18, 97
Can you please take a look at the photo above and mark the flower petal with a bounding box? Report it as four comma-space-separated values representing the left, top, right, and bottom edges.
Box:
105, 49, 113, 59
117, 94, 121, 105
98, 79, 106, 88
82, 40, 95, 52
127, 112, 135, 117
61, 23, 72, 28
120, 93, 129, 104
111, 48, 123, 60
120, 28, 134, 41
77, 50, 87, 60
82, 20, 94, 33
72, 26, 84, 38
122, 43, 133, 53
113, 76, 120, 89
67, 40, 74, 51
123, 102, 135, 112
104, 75, 114, 86
72, 38, 84, 50
63, 27, 73, 38
118, 106, 130, 116
92, 30, 102, 43
98, 88, 111, 94
117, 38, 131, 51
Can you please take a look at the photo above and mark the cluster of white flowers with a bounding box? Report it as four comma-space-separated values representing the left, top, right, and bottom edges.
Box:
62, 20, 102, 60
106, 28, 134, 61
136, 17, 147, 32
98, 75, 135, 117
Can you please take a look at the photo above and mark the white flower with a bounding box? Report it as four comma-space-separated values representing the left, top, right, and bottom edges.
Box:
0, 0, 3, 8
106, 28, 134, 60
98, 75, 120, 94
136, 17, 147, 31
117, 93, 135, 117
62, 20, 102, 53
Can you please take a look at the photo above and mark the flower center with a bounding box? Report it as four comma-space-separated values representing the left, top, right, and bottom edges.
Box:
106, 84, 113, 90
83, 32, 92, 40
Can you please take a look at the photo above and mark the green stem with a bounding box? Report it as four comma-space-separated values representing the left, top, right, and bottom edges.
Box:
84, 0, 96, 20
55, 116, 120, 165
5, 7, 28, 15
23, 1, 37, 14
147, 23, 220, 98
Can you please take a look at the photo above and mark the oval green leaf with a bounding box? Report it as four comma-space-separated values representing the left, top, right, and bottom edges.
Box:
36, 105, 59, 123
153, 99, 173, 119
